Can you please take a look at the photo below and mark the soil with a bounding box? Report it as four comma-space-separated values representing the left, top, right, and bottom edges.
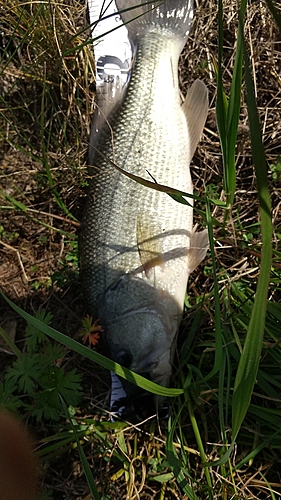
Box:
0, 0, 280, 499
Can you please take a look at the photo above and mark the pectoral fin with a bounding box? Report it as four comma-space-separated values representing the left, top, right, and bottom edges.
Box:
182, 79, 209, 160
136, 214, 165, 278
187, 228, 209, 274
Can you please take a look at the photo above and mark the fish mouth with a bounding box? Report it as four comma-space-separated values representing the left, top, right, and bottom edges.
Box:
110, 372, 168, 423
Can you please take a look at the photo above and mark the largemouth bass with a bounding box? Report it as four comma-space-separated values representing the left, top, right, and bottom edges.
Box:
80, 0, 209, 421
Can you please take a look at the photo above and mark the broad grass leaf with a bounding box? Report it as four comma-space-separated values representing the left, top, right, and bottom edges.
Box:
150, 472, 174, 483
232, 0, 272, 440
215, 0, 245, 208
267, 301, 281, 321
248, 404, 281, 428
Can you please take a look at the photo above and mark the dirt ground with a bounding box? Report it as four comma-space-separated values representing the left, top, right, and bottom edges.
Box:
0, 0, 281, 498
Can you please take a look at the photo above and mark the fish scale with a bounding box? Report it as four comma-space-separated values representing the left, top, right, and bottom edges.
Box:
80, 0, 209, 420
82, 33, 192, 306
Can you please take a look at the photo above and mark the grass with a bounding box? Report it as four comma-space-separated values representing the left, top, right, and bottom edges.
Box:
0, 0, 281, 499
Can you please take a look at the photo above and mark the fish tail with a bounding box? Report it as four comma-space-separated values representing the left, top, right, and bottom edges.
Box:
116, 1, 194, 49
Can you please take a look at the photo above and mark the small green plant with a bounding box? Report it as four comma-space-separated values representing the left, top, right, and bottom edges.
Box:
52, 240, 79, 289
31, 278, 52, 291
0, 225, 5, 236
204, 183, 220, 201
0, 224, 19, 242
65, 240, 79, 267
38, 235, 48, 245
269, 156, 281, 181
1, 310, 83, 420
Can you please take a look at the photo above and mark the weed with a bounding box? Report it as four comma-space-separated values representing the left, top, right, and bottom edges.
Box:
269, 156, 281, 181
31, 278, 52, 291
79, 314, 103, 346
38, 235, 47, 245
0, 0, 281, 498
0, 224, 19, 242
51, 240, 79, 289
0, 310, 83, 421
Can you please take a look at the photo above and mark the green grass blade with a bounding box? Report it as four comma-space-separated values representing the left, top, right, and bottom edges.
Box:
185, 394, 213, 498
216, 0, 227, 165
61, 399, 101, 500
39, 84, 78, 222
92, 146, 227, 208
199, 198, 222, 383
0, 324, 22, 358
0, 3, 43, 74
166, 415, 200, 500
232, 0, 273, 439
265, 0, 281, 34
233, 441, 267, 470
0, 190, 27, 212
225, 1, 245, 207
1, 291, 183, 398
63, 2, 158, 56
216, 0, 245, 210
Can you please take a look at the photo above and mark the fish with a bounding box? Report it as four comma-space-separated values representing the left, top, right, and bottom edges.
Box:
80, 0, 209, 421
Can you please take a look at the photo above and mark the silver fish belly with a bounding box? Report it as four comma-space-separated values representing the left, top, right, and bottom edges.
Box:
80, 0, 209, 419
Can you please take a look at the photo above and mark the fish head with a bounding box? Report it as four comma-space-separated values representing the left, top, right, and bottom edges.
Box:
98, 275, 181, 420
108, 308, 175, 381
106, 310, 177, 421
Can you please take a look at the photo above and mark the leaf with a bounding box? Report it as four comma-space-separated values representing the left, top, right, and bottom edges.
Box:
28, 397, 59, 421
232, 0, 273, 440
150, 472, 174, 483
199, 198, 222, 384
25, 309, 53, 351
5, 354, 43, 395
40, 367, 83, 408
92, 146, 223, 209
38, 343, 67, 366
216, 0, 245, 210
0, 380, 22, 412
27, 368, 83, 421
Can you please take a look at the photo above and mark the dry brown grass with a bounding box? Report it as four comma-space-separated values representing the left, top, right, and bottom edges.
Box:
0, 0, 280, 499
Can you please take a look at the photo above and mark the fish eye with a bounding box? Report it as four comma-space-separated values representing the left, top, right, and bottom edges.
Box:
115, 350, 132, 368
